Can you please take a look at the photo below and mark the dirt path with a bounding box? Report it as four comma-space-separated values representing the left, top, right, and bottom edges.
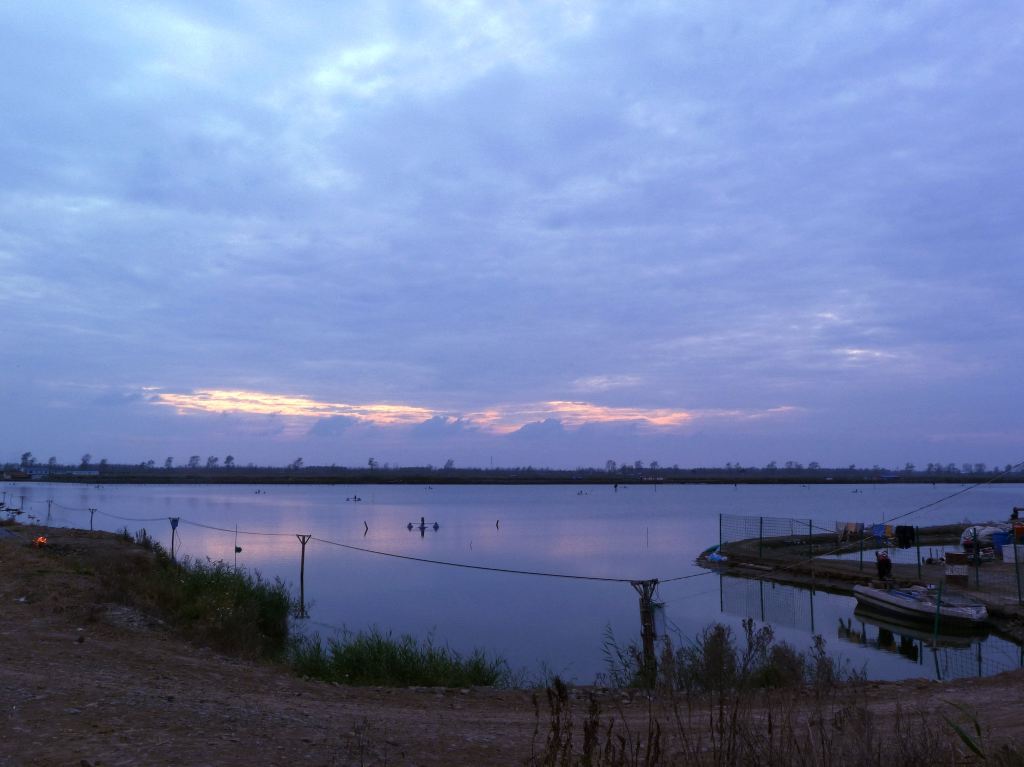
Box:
2, 526, 1023, 766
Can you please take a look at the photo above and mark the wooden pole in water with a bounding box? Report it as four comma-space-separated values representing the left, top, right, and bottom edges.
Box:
631, 579, 659, 686
169, 517, 180, 562
296, 534, 312, 618
89, 508, 96, 531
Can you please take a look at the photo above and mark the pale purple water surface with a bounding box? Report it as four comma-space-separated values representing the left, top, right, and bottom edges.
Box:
6, 481, 1022, 682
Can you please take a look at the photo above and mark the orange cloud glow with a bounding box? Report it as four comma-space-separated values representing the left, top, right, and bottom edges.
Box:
153, 388, 437, 425
151, 388, 797, 434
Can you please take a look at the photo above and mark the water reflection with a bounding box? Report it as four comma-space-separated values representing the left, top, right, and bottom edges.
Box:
9, 481, 1024, 682
718, 574, 1022, 681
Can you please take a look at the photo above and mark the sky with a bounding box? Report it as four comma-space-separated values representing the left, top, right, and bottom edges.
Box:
2, 1, 1023, 470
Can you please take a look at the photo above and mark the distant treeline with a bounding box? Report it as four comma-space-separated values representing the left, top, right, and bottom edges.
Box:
4, 461, 1022, 485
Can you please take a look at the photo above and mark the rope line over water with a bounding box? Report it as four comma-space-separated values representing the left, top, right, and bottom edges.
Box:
310, 535, 639, 583
180, 518, 294, 538
27, 503, 712, 584
18, 462, 1024, 587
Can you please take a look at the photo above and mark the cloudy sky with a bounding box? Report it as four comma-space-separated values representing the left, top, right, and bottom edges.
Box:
2, 1, 1023, 470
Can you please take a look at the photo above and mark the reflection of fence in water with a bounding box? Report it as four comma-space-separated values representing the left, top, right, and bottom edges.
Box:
932, 636, 1024, 681
719, 576, 816, 633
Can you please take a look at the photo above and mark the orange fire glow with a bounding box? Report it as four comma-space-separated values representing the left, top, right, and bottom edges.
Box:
32, 536, 47, 547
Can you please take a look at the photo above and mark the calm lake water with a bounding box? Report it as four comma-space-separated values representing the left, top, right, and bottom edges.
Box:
6, 481, 1023, 683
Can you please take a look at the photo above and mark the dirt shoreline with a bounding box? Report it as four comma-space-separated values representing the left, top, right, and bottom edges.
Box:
3, 525, 1024, 766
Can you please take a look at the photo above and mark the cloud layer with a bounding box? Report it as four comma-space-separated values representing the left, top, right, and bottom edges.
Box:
2, 2, 1023, 468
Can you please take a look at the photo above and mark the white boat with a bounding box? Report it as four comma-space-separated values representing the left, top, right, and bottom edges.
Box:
852, 584, 987, 629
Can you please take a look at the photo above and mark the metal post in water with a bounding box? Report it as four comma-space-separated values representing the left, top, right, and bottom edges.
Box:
296, 534, 312, 618
916, 526, 922, 580
758, 516, 763, 559
973, 528, 980, 588
809, 585, 815, 634
1014, 538, 1022, 606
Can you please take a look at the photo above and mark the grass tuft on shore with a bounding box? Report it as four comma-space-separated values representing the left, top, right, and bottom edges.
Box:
101, 528, 293, 659
290, 629, 510, 687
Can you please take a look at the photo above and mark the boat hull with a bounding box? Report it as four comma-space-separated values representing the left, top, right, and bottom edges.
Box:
852, 585, 987, 631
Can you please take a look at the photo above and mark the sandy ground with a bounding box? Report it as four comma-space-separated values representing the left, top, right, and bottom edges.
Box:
2, 525, 1023, 766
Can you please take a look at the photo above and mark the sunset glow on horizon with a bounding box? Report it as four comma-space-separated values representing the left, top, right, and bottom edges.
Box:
150, 388, 795, 436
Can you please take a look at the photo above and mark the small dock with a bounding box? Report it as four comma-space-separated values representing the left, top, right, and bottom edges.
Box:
702, 521, 1024, 642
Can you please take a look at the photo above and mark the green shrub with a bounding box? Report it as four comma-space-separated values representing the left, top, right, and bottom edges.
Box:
100, 537, 292, 659
289, 628, 510, 687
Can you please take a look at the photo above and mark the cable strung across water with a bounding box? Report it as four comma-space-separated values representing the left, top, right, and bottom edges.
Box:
180, 518, 295, 537
310, 535, 640, 583
94, 509, 170, 523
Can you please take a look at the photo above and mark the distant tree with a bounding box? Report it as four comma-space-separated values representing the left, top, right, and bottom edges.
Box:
962, 463, 973, 474
290, 457, 304, 470
224, 455, 235, 469
765, 461, 777, 470
164, 457, 174, 469
80, 454, 92, 468
368, 457, 377, 470
808, 461, 821, 471
903, 463, 915, 473
99, 458, 108, 469
974, 463, 986, 474
649, 461, 659, 471
20, 452, 34, 467
47, 456, 57, 469
946, 463, 958, 473
1006, 464, 1014, 474
443, 458, 455, 470
145, 459, 155, 469
634, 460, 644, 471
605, 460, 617, 473
206, 456, 219, 469
188, 455, 200, 469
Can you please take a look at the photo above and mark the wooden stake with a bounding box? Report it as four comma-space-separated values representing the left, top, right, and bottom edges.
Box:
296, 534, 312, 618
169, 517, 180, 562
631, 579, 659, 686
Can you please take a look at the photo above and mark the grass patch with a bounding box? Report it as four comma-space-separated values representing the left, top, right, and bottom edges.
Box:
99, 528, 293, 660
290, 629, 510, 687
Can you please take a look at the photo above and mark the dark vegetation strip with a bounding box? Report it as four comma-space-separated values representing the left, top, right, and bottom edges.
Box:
109, 528, 509, 686
531, 621, 1024, 766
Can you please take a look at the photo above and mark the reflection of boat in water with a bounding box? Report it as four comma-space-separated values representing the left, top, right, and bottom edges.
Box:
850, 607, 984, 648
852, 585, 987, 630
838, 609, 984, 665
